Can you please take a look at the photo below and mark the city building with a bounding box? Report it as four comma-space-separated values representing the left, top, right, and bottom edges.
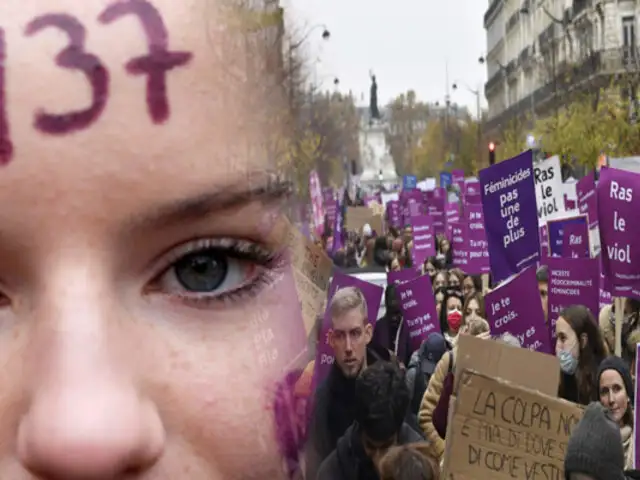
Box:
483, 0, 640, 139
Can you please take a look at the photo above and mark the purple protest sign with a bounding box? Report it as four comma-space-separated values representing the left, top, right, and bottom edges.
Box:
388, 268, 420, 286
599, 255, 612, 310
387, 200, 401, 228
635, 343, 640, 468
485, 266, 551, 353
395, 275, 440, 351
465, 204, 490, 274
547, 215, 588, 257
323, 187, 336, 224
331, 197, 344, 255
597, 167, 640, 298
564, 194, 576, 211
427, 196, 445, 236
562, 221, 589, 258
451, 222, 466, 268
314, 271, 384, 385
464, 179, 482, 204
479, 150, 540, 282
539, 225, 549, 261
445, 201, 460, 225
577, 172, 598, 229
410, 215, 436, 267
452, 169, 465, 191
547, 257, 599, 343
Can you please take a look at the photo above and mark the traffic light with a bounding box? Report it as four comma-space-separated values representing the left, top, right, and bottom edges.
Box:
488, 142, 496, 165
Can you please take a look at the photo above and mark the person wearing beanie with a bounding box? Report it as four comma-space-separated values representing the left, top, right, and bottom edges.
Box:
564, 402, 626, 480
598, 356, 636, 470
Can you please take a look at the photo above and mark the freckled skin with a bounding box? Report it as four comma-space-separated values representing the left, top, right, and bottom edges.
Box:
0, 1, 302, 479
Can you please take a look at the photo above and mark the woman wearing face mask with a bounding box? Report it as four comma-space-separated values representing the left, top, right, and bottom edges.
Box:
439, 290, 465, 346
597, 356, 635, 470
556, 306, 609, 405
447, 269, 465, 291
599, 298, 640, 368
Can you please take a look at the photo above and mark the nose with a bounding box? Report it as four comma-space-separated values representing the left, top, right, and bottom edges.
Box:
345, 336, 353, 353
16, 267, 165, 479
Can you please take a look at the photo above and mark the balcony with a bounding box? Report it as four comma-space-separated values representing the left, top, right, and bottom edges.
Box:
571, 0, 591, 19
506, 11, 520, 33
484, 0, 504, 28
483, 47, 635, 133
484, 70, 504, 96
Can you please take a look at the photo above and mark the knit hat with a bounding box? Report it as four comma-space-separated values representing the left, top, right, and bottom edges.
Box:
564, 402, 626, 480
598, 356, 635, 406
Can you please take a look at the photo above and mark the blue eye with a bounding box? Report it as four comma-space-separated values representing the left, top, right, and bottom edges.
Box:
174, 250, 228, 292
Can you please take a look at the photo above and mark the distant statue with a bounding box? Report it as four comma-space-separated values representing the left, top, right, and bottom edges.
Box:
369, 72, 380, 121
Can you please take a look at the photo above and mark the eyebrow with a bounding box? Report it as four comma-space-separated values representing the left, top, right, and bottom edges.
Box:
124, 174, 292, 233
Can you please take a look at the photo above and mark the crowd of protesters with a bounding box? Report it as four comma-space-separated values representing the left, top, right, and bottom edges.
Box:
295, 216, 640, 480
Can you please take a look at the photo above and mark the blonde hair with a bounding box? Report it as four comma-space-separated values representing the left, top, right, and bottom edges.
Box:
463, 317, 490, 337
378, 442, 440, 480
497, 332, 521, 348
329, 286, 368, 322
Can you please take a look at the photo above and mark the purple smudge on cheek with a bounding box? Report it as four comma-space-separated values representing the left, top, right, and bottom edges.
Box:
271, 370, 308, 479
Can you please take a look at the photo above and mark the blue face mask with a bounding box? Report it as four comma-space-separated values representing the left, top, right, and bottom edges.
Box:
557, 349, 578, 375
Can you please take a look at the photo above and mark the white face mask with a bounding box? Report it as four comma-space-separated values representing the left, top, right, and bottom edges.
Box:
557, 349, 578, 375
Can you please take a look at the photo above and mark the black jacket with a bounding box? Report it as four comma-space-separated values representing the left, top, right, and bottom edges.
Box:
305, 347, 391, 480
316, 423, 424, 480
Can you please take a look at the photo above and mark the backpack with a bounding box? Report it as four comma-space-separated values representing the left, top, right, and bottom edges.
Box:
410, 350, 453, 415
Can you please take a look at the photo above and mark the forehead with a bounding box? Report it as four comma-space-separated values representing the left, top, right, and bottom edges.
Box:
600, 369, 624, 385
332, 308, 366, 330
556, 317, 574, 335
0, 0, 275, 231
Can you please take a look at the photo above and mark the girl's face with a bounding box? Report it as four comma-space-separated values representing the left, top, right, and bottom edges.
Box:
0, 2, 303, 478
433, 273, 447, 291
424, 262, 436, 278
599, 369, 630, 425
462, 276, 475, 297
440, 239, 450, 253
465, 298, 482, 320
448, 272, 460, 289
555, 317, 580, 358
390, 258, 401, 272
446, 296, 463, 313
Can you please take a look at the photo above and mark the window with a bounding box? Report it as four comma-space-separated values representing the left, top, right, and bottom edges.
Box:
622, 16, 636, 64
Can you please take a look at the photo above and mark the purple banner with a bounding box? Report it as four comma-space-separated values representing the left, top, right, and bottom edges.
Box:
314, 272, 384, 385
464, 179, 482, 204
386, 200, 401, 228
323, 188, 336, 224
485, 266, 551, 353
395, 275, 440, 352
547, 216, 588, 257
411, 215, 436, 267
539, 225, 549, 261
446, 201, 460, 225
597, 167, 640, 298
577, 172, 598, 229
331, 197, 344, 255
562, 221, 589, 258
452, 169, 465, 191
547, 257, 599, 343
451, 222, 467, 269
427, 196, 445, 236
387, 268, 420, 286
479, 150, 540, 282
465, 204, 490, 274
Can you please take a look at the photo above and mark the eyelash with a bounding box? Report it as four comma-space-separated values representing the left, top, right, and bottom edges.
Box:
148, 237, 285, 308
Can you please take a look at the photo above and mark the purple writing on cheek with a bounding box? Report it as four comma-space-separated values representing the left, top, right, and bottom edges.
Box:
98, 0, 193, 124
24, 14, 109, 134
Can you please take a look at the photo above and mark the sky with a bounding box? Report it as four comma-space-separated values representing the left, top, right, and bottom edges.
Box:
284, 0, 488, 117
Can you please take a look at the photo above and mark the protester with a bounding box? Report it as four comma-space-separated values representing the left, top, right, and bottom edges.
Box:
447, 268, 464, 290
463, 292, 486, 323
564, 402, 628, 480
422, 257, 438, 282
418, 317, 490, 463
434, 287, 447, 318
316, 362, 423, 480
598, 356, 635, 469
537, 265, 549, 322
378, 443, 441, 480
556, 305, 609, 405
599, 298, 640, 368
436, 237, 452, 268
461, 274, 481, 299
438, 289, 465, 346
306, 287, 376, 479
405, 333, 448, 417
373, 284, 412, 366
432, 271, 447, 292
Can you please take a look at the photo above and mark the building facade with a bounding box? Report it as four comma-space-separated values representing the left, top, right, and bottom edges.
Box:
484, 0, 640, 138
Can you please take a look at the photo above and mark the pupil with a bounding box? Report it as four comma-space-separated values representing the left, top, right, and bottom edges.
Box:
175, 251, 228, 292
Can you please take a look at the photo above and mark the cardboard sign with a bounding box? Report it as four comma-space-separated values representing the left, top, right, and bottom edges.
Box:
443, 370, 583, 479
269, 217, 333, 336
454, 335, 559, 396
345, 206, 383, 235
